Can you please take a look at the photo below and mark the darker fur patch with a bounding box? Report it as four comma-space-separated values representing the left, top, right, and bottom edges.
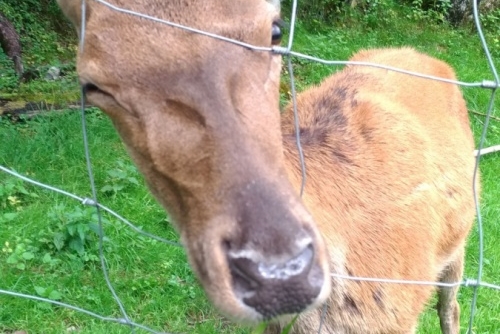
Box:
332, 150, 353, 164
344, 294, 361, 315
315, 93, 348, 130
294, 84, 358, 165
333, 86, 348, 101
299, 126, 328, 146
373, 289, 384, 309
351, 98, 358, 108
359, 124, 374, 142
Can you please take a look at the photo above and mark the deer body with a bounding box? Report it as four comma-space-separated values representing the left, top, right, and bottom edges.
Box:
56, 1, 476, 333
269, 47, 476, 333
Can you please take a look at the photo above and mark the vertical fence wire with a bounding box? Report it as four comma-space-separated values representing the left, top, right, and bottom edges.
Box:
0, 0, 499, 333
80, 86, 134, 330
466, 0, 499, 331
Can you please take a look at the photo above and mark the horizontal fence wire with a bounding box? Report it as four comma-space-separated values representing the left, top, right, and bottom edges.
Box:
0, 0, 499, 333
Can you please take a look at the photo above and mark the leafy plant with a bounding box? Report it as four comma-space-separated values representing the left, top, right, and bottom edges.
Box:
3, 238, 38, 270
408, 0, 452, 23
281, 0, 345, 23
34, 285, 62, 301
0, 176, 38, 210
480, 9, 500, 57
0, 211, 18, 224
0, 54, 19, 92
0, 0, 75, 65
100, 159, 140, 196
45, 204, 102, 258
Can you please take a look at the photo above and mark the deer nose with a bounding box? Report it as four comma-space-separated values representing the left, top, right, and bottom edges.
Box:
227, 243, 324, 319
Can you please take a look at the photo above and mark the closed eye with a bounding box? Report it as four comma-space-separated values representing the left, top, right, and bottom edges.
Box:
82, 83, 107, 96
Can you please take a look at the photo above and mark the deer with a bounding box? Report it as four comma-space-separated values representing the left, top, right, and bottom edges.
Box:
56, 0, 477, 333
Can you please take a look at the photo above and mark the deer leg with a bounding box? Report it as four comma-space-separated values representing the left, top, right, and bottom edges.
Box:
436, 249, 464, 334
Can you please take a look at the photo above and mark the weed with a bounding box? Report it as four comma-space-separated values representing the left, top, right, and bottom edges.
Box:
100, 160, 140, 197
408, 0, 452, 23
34, 285, 62, 301
0, 54, 19, 92
44, 205, 102, 259
3, 238, 38, 271
0, 176, 38, 211
0, 212, 18, 224
480, 9, 500, 57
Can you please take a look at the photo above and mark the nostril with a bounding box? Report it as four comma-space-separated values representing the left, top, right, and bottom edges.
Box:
228, 257, 262, 292
258, 245, 313, 280
227, 244, 315, 289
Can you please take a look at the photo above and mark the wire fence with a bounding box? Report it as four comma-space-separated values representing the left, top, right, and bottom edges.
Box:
1, 0, 499, 333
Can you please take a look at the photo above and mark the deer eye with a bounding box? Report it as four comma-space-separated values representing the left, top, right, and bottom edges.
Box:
271, 22, 282, 45
83, 83, 101, 94
82, 83, 113, 99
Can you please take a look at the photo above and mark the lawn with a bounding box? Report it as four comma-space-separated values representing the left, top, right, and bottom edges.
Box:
1, 5, 499, 334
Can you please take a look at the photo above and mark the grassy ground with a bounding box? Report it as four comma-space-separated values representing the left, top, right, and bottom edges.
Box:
1, 7, 500, 334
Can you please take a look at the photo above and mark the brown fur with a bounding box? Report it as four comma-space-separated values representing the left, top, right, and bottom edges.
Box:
56, 1, 477, 333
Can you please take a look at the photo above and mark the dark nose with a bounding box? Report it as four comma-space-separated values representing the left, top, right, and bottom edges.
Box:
227, 243, 324, 319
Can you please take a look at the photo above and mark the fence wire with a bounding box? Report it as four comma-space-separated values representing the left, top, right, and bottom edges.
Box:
0, 0, 499, 333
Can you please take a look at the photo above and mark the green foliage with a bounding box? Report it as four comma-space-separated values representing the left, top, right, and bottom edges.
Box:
0, 175, 38, 226
3, 238, 38, 271
0, 176, 38, 211
353, 0, 399, 28
406, 0, 452, 23
480, 9, 500, 57
0, 0, 74, 65
280, 0, 398, 26
0, 53, 19, 91
282, 0, 345, 23
481, 9, 500, 30
45, 205, 102, 259
280, 0, 481, 29
34, 285, 62, 300
0, 0, 78, 101
100, 160, 140, 197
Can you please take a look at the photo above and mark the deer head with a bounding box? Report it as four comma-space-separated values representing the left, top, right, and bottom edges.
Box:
57, 0, 331, 322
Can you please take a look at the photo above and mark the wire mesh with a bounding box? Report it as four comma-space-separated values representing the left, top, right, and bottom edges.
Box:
1, 0, 499, 333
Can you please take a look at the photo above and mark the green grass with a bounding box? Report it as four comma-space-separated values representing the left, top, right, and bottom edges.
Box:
1, 8, 500, 334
